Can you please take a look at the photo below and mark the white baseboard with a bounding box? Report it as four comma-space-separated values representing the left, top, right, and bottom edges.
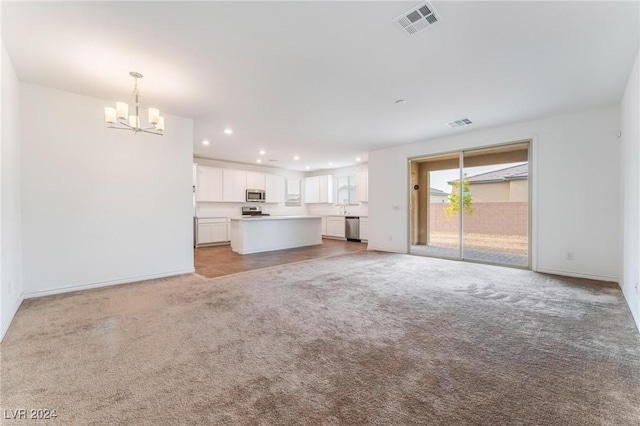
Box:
24, 268, 196, 299
535, 268, 618, 283
615, 284, 640, 334
1, 292, 24, 342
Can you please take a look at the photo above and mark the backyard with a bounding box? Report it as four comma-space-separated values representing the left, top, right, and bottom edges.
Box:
428, 231, 528, 254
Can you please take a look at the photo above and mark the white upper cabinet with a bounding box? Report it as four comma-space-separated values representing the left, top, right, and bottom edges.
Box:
319, 175, 333, 203
195, 166, 286, 203
246, 171, 266, 191
265, 174, 284, 203
304, 175, 333, 204
304, 176, 320, 203
356, 170, 368, 202
223, 169, 247, 202
193, 164, 197, 186
196, 165, 224, 202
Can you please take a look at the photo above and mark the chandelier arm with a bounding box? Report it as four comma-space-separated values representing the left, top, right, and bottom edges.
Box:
111, 120, 136, 129
139, 129, 164, 136
107, 125, 137, 131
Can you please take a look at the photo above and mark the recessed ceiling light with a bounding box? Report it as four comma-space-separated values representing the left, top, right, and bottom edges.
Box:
294, 155, 300, 161
328, 162, 333, 166
202, 140, 210, 146
355, 157, 361, 161
395, 99, 407, 105
305, 166, 310, 170
259, 150, 266, 155
224, 128, 233, 135
256, 159, 262, 163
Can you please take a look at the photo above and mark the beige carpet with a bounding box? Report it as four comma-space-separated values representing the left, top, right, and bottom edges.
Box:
1, 251, 639, 425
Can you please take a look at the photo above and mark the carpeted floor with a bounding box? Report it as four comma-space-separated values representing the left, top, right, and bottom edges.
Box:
1, 251, 639, 425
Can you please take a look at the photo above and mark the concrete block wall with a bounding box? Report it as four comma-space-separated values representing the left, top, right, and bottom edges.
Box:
429, 202, 528, 236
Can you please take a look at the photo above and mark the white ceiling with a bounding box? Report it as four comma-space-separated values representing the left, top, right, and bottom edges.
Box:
3, 1, 639, 171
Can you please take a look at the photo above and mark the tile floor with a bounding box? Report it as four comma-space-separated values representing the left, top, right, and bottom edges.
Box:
195, 238, 368, 278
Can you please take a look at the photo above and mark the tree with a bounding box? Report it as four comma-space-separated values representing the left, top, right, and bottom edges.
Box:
445, 174, 473, 219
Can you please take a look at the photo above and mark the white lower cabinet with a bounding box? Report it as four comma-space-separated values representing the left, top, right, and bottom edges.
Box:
359, 217, 369, 241
197, 218, 229, 246
321, 217, 327, 236
325, 216, 346, 239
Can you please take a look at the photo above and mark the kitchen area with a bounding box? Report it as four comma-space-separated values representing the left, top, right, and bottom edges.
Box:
193, 158, 369, 275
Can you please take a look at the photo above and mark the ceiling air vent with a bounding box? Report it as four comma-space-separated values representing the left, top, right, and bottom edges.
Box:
394, 1, 442, 36
446, 118, 473, 128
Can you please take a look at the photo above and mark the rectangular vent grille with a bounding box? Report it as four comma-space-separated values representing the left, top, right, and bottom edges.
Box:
394, 1, 441, 36
446, 118, 473, 128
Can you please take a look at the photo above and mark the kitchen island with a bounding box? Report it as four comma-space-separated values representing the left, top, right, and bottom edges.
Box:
230, 215, 323, 255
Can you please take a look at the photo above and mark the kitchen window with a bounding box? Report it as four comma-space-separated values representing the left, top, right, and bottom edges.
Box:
336, 175, 357, 205
285, 179, 302, 206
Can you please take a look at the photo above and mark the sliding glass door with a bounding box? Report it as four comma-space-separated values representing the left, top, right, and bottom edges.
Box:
410, 142, 530, 268
461, 144, 529, 266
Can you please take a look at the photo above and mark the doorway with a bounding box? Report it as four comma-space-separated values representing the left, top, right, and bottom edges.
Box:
410, 141, 530, 268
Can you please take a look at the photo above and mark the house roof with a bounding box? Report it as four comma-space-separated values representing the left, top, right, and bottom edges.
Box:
467, 163, 528, 184
448, 163, 528, 185
430, 187, 448, 196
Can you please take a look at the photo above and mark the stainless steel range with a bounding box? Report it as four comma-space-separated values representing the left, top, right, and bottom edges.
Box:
242, 206, 271, 217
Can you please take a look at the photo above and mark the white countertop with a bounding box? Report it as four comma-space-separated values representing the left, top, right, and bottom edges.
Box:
325, 215, 368, 218
230, 215, 323, 221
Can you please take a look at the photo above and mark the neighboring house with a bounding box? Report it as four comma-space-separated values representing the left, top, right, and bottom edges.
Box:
430, 187, 449, 204
449, 163, 528, 203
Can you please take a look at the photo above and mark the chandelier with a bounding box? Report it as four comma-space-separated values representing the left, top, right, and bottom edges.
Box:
104, 72, 164, 135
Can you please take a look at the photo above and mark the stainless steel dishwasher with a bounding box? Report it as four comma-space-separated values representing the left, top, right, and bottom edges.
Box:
345, 216, 360, 242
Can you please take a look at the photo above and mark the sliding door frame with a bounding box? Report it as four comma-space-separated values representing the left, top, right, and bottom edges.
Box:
407, 138, 535, 270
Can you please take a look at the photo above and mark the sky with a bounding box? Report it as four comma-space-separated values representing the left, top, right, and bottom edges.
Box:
429, 162, 526, 193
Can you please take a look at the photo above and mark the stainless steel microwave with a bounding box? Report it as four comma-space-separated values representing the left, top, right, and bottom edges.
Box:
246, 189, 266, 202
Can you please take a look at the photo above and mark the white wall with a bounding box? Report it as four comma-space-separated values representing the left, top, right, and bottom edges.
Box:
1, 42, 24, 341
21, 84, 194, 297
193, 157, 307, 217
369, 105, 620, 281
620, 48, 640, 330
